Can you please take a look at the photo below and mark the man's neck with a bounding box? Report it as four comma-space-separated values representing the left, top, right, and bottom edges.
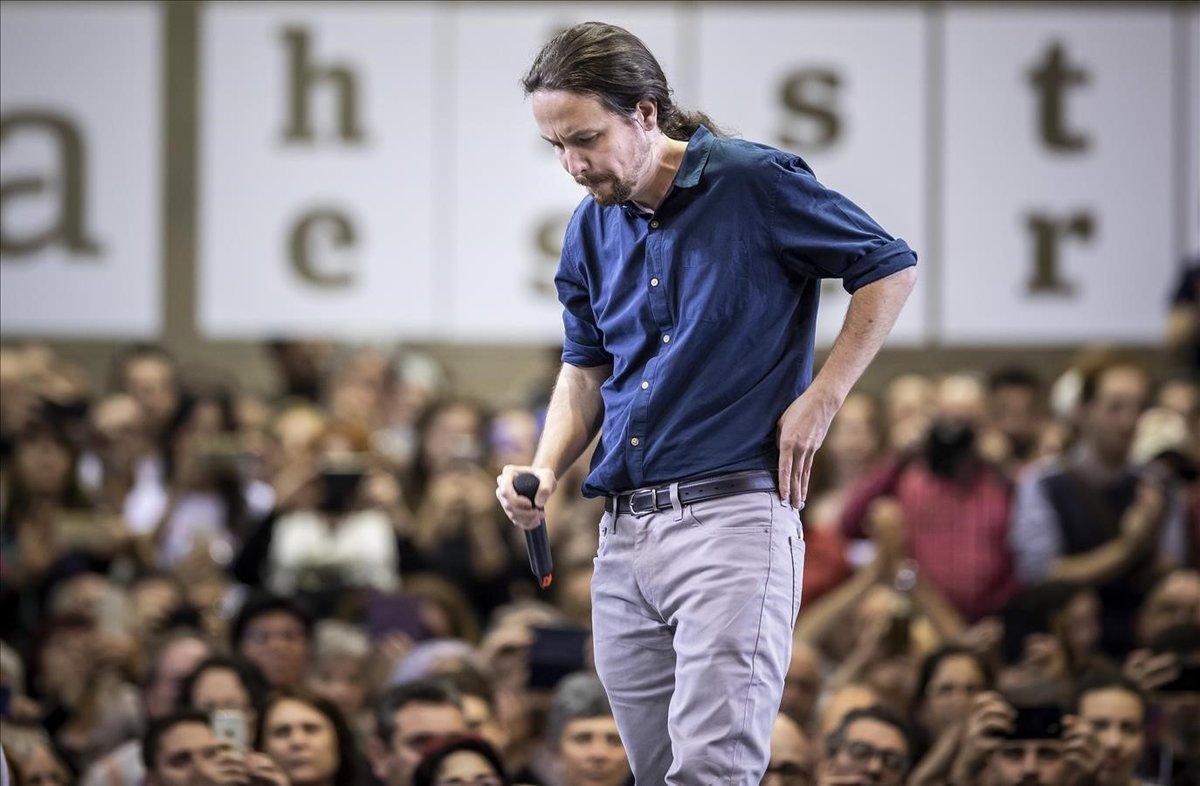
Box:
1072, 439, 1129, 482
628, 136, 690, 213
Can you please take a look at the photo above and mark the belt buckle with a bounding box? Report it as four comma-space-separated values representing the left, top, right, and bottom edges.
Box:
628, 489, 656, 516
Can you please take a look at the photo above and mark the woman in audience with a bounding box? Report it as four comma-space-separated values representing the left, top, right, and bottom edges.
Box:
906, 646, 994, 785
257, 689, 359, 786
412, 736, 510, 786
178, 655, 267, 745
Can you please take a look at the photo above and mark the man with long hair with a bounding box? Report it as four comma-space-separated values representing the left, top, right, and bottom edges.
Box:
496, 22, 917, 783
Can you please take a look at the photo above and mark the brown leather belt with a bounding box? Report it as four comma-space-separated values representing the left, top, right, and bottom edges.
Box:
604, 469, 777, 516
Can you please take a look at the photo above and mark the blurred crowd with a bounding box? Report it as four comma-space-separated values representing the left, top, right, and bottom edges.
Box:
0, 325, 1198, 785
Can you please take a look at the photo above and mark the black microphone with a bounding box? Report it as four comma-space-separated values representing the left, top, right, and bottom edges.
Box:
513, 473, 554, 589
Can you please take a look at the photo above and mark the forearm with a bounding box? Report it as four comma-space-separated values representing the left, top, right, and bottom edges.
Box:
795, 560, 882, 646
809, 266, 917, 405
1047, 502, 1160, 584
532, 363, 609, 478
1046, 538, 1133, 585
913, 577, 967, 643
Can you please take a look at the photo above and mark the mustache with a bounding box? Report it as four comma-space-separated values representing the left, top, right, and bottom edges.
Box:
576, 174, 612, 187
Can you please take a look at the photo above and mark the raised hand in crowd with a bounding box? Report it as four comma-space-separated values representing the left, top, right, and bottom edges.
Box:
948, 692, 1015, 786
194, 748, 251, 786
1123, 647, 1180, 693
1060, 715, 1102, 786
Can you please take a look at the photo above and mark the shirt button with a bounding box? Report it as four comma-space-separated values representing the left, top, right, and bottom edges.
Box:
649, 220, 660, 229
662, 334, 671, 343
641, 381, 650, 390
630, 437, 640, 446
650, 278, 659, 287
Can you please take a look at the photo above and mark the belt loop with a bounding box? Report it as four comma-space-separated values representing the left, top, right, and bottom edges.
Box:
669, 482, 683, 522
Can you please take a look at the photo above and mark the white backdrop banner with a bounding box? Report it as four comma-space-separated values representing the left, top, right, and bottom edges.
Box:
0, 1, 161, 337
2, 2, 1195, 345
199, 2, 439, 339
942, 6, 1177, 343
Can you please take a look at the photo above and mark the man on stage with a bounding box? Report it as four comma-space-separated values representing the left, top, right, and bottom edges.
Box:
496, 21, 917, 784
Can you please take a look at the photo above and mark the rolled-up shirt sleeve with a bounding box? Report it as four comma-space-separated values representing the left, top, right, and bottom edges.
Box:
554, 234, 610, 368
771, 157, 917, 294
1010, 469, 1064, 585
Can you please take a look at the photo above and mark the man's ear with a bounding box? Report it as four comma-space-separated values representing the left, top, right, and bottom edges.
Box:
634, 98, 658, 133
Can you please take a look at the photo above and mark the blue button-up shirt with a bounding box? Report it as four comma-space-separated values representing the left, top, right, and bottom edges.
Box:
556, 126, 916, 498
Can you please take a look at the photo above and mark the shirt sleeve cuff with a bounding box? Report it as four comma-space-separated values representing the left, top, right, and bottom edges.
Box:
842, 238, 917, 295
561, 338, 610, 368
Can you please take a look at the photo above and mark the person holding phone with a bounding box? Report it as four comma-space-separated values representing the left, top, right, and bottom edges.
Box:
408, 401, 521, 620
142, 710, 287, 786
496, 21, 917, 784
180, 655, 268, 751
948, 692, 1101, 786
232, 423, 400, 599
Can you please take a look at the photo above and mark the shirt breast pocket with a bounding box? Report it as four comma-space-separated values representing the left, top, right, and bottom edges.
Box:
679, 264, 752, 324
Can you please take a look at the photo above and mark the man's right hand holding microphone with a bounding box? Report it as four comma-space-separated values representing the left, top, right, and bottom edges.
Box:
495, 465, 557, 530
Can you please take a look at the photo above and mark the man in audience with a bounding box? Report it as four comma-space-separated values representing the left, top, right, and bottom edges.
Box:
142, 710, 286, 786
951, 691, 1101, 786
765, 713, 815, 786
1012, 358, 1186, 655
817, 707, 911, 786
546, 673, 630, 786
371, 680, 467, 786
841, 374, 1017, 622
986, 367, 1046, 476
143, 711, 225, 786
1136, 568, 1200, 647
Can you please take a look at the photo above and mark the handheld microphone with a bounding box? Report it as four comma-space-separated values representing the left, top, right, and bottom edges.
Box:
513, 473, 554, 589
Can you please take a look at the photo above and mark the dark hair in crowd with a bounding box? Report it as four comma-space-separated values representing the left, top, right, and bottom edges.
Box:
913, 645, 994, 713
988, 366, 1042, 394
142, 709, 212, 771
231, 593, 313, 649
405, 398, 490, 506
521, 21, 726, 141
441, 666, 497, 713
375, 679, 463, 745
411, 736, 510, 786
825, 706, 913, 766
1, 419, 92, 536
257, 688, 359, 786
1071, 671, 1147, 716
178, 655, 270, 715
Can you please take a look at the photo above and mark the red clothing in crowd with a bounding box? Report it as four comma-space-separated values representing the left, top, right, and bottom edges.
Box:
841, 456, 1018, 621
800, 525, 853, 604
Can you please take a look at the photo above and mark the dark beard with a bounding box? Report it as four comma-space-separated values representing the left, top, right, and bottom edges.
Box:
580, 175, 634, 206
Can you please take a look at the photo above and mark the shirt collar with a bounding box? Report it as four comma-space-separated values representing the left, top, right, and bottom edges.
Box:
620, 125, 715, 216
673, 124, 714, 188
